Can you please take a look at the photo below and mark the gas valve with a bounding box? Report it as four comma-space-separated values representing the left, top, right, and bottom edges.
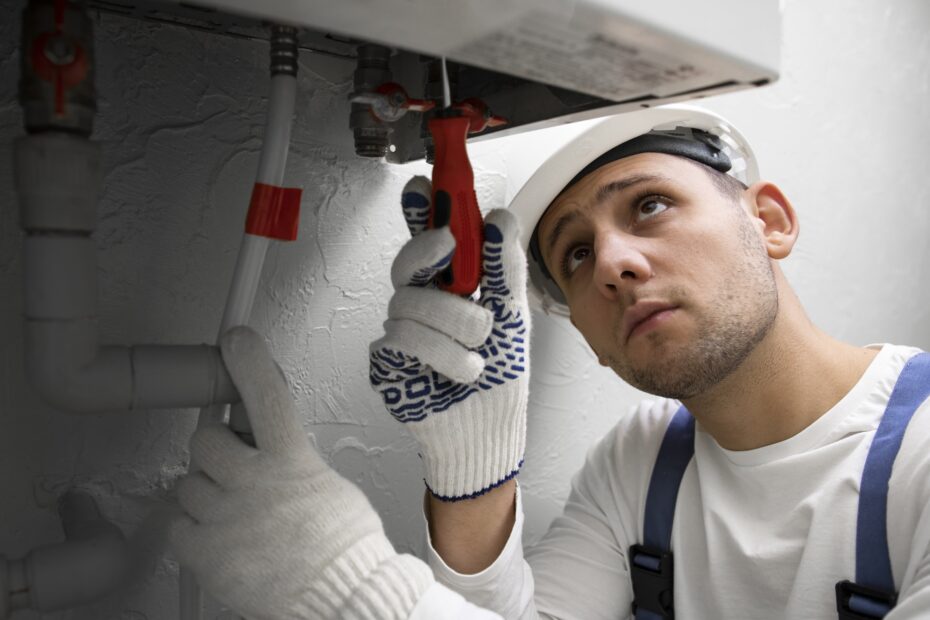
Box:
20, 0, 96, 135
349, 82, 436, 123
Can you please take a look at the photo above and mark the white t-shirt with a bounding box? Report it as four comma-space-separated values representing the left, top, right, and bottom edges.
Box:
411, 344, 930, 619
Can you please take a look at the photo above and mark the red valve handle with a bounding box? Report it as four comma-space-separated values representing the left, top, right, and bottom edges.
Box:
375, 82, 435, 113
455, 98, 509, 133
428, 115, 483, 296
30, 0, 87, 118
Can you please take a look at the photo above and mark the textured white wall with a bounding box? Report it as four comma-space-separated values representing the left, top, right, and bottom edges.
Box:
0, 0, 928, 618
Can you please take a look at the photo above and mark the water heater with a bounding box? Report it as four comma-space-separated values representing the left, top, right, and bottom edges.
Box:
85, 0, 780, 161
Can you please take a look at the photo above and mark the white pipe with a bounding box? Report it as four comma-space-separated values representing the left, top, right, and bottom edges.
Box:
219, 234, 273, 339
182, 65, 300, 620
256, 76, 298, 186
25, 320, 237, 413
195, 235, 270, 428
223, 75, 298, 441
0, 493, 128, 618
13, 16, 298, 620
192, 75, 297, 433
15, 134, 240, 413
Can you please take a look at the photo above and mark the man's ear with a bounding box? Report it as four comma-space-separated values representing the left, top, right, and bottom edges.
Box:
744, 181, 799, 259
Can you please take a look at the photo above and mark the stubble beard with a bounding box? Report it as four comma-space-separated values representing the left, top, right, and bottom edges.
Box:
604, 211, 780, 400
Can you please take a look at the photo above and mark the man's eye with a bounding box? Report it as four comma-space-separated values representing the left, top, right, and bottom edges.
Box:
563, 245, 591, 277
635, 198, 670, 222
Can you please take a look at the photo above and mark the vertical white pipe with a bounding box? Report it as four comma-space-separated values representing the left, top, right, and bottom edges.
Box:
211, 73, 298, 364
195, 234, 271, 428
17, 135, 240, 413
181, 63, 299, 620
256, 76, 298, 186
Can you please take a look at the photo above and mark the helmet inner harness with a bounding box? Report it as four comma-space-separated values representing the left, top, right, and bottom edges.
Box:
527, 127, 734, 293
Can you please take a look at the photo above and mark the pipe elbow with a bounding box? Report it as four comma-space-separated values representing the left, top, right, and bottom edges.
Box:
21, 493, 129, 614
25, 321, 133, 413
19, 136, 240, 413
25, 534, 129, 613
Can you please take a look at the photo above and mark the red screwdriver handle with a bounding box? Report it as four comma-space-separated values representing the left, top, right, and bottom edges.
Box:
428, 116, 484, 295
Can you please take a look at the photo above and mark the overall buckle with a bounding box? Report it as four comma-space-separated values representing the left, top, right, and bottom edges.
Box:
630, 544, 675, 619
836, 580, 897, 619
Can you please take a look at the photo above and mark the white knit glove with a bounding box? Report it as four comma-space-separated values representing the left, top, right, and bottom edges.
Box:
369, 176, 531, 501
170, 326, 434, 620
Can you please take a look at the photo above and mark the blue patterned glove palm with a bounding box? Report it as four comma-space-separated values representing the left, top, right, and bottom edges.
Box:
370, 176, 530, 501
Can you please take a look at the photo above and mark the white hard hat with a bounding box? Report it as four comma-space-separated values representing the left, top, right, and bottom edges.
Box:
510, 104, 760, 317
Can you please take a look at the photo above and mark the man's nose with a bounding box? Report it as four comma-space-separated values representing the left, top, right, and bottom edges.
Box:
592, 233, 651, 300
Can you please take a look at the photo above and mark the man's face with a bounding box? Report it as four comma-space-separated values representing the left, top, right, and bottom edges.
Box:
536, 152, 779, 399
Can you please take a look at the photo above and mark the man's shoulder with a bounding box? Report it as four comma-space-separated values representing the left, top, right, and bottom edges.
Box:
891, 346, 930, 475
878, 345, 930, 449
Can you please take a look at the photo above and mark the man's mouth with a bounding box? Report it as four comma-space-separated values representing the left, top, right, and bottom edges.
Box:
623, 302, 680, 343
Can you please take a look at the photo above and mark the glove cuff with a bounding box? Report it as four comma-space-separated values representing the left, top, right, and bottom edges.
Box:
339, 538, 435, 620
413, 387, 527, 501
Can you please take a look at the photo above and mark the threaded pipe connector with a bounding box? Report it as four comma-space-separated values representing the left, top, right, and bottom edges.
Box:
269, 25, 299, 77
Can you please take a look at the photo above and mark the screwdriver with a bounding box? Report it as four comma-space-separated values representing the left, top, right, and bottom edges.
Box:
428, 58, 483, 296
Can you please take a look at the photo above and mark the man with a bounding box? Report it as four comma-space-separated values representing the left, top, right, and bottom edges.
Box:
170, 105, 930, 619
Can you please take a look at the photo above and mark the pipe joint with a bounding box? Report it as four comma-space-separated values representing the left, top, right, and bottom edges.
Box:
0, 492, 129, 616
15, 133, 101, 233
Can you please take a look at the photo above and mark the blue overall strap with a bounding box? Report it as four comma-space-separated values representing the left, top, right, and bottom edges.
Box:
644, 406, 697, 550
631, 405, 695, 620
837, 352, 930, 620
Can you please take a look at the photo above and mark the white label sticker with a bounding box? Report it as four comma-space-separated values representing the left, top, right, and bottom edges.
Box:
451, 10, 711, 101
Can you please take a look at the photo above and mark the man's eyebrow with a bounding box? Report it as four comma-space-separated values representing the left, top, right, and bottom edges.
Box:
594, 173, 671, 204
545, 173, 672, 256
545, 210, 579, 257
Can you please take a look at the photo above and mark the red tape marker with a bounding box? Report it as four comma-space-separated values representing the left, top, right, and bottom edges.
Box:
245, 182, 302, 240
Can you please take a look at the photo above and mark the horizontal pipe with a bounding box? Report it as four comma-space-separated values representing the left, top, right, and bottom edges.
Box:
25, 536, 127, 612
132, 344, 238, 409
25, 321, 238, 413
2, 493, 129, 615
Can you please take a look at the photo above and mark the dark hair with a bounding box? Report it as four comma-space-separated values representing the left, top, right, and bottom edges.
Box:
699, 161, 748, 202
